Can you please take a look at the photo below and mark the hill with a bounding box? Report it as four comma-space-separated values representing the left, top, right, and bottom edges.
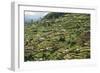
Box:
24, 12, 90, 61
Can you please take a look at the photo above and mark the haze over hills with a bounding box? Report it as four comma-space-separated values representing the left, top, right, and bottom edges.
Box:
24, 11, 48, 24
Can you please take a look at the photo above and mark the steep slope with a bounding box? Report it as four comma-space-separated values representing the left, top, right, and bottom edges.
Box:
24, 12, 90, 61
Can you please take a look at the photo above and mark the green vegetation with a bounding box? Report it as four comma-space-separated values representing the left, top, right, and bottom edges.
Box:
24, 12, 90, 61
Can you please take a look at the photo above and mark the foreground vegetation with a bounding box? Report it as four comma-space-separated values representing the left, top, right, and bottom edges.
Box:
24, 12, 90, 61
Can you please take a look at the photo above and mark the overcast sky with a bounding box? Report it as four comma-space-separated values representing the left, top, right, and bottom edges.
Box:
25, 11, 48, 17
24, 11, 48, 22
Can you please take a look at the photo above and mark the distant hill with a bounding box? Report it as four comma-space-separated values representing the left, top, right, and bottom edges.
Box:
24, 15, 42, 24
24, 12, 48, 24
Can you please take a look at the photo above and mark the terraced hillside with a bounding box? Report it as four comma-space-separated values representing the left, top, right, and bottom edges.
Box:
24, 12, 90, 61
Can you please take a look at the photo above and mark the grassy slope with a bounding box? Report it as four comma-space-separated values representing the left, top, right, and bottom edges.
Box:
24, 12, 90, 61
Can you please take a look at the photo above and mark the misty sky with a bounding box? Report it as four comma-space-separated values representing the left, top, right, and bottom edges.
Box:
24, 11, 48, 22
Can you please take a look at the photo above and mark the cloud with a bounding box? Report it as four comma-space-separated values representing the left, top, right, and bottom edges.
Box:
25, 11, 38, 15
25, 11, 48, 17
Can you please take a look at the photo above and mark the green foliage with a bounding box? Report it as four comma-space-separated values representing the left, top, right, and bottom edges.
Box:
24, 12, 90, 61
